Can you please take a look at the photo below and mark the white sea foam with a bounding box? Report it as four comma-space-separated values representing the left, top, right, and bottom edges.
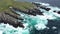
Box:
0, 2, 60, 34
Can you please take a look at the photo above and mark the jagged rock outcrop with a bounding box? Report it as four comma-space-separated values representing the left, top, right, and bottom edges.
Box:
4, 12, 23, 20
32, 2, 51, 11
9, 7, 43, 16
0, 12, 24, 28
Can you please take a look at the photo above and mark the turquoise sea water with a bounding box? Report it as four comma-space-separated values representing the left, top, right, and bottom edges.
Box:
0, 2, 60, 34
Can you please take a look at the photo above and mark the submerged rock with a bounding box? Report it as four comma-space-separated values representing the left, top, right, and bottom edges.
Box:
57, 11, 60, 14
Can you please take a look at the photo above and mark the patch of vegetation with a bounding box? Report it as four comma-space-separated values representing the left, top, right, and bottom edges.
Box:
0, 0, 35, 12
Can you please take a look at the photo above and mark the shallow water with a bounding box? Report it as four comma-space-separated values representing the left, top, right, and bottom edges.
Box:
0, 2, 60, 34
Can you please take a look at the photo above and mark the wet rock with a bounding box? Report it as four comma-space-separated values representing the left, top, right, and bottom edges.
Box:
32, 2, 51, 11
45, 8, 51, 11
9, 7, 20, 15
4, 12, 23, 20
32, 2, 41, 6
10, 7, 43, 16
9, 7, 36, 16
33, 8, 43, 15
40, 6, 51, 11
57, 11, 60, 14
53, 10, 60, 14
32, 2, 41, 7
0, 12, 24, 28
53, 11, 56, 12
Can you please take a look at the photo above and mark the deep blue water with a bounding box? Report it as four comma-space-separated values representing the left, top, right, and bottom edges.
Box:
0, 0, 60, 34
18, 0, 60, 7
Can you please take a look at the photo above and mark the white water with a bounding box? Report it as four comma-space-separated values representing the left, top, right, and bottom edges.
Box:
0, 2, 60, 34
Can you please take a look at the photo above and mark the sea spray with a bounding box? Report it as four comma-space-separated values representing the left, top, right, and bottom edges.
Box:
0, 2, 60, 34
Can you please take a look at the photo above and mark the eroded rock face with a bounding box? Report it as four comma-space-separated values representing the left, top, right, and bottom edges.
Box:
10, 7, 44, 16
4, 12, 23, 20
0, 12, 24, 28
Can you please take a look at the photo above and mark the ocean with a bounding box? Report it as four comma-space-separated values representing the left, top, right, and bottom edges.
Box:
17, 0, 60, 7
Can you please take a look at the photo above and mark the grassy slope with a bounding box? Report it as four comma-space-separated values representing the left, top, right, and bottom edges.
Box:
0, 0, 35, 12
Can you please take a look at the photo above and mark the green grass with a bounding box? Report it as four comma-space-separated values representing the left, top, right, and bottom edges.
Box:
0, 0, 35, 12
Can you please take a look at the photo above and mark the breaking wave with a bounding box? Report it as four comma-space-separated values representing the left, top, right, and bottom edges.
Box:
0, 2, 60, 34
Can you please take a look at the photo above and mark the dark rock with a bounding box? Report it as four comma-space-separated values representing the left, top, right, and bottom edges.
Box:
40, 6, 51, 11
53, 10, 60, 14
57, 11, 60, 14
32, 2, 41, 7
32, 2, 41, 6
0, 12, 24, 28
9, 7, 44, 16
9, 7, 36, 16
9, 7, 20, 15
4, 12, 23, 20
33, 8, 43, 15
32, 2, 51, 11
46, 8, 51, 11
53, 11, 56, 12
